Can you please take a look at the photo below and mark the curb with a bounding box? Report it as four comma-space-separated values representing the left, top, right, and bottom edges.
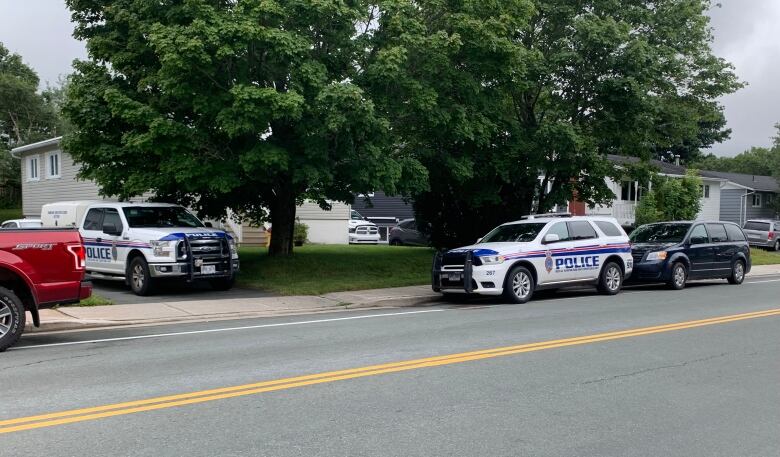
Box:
25, 294, 442, 334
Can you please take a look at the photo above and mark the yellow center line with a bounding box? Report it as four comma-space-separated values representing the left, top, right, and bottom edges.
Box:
2, 308, 779, 435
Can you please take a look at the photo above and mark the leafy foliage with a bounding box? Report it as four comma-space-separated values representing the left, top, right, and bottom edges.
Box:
634, 190, 662, 226
363, 0, 740, 247
636, 170, 703, 226
63, 0, 425, 255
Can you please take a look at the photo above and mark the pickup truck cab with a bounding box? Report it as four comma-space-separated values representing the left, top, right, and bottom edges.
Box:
41, 202, 239, 296
0, 228, 91, 351
629, 221, 750, 289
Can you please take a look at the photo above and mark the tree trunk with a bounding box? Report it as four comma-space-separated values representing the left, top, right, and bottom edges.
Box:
268, 186, 297, 257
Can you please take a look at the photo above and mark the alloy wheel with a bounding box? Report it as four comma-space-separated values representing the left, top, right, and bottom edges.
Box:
512, 271, 531, 299
673, 265, 686, 288
0, 303, 11, 338
132, 264, 145, 290
734, 262, 744, 282
606, 266, 621, 291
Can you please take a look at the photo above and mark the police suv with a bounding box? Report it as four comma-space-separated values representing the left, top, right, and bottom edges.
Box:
41, 201, 239, 296
432, 215, 633, 303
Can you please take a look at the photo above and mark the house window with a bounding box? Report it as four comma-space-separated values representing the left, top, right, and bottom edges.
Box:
27, 155, 40, 181
766, 194, 774, 207
752, 193, 762, 208
701, 185, 710, 199
620, 181, 644, 202
46, 151, 61, 179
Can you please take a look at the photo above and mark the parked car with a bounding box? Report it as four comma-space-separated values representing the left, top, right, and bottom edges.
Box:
629, 221, 750, 290
41, 201, 239, 296
0, 228, 91, 351
1, 219, 43, 229
742, 219, 780, 251
432, 215, 633, 303
389, 219, 429, 246
348, 210, 380, 244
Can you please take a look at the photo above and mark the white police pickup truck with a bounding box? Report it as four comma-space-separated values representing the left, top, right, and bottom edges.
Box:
432, 215, 633, 303
41, 201, 239, 295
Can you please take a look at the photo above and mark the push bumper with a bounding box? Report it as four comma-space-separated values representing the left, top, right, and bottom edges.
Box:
149, 259, 240, 278
431, 251, 503, 296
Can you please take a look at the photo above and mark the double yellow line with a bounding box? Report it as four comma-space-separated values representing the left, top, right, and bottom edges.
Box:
2, 307, 779, 435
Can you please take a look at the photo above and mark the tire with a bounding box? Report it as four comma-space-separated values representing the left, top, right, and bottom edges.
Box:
390, 239, 402, 246
597, 261, 623, 295
503, 265, 535, 304
128, 256, 155, 296
210, 275, 236, 291
666, 262, 688, 290
727, 259, 746, 285
0, 287, 26, 352
773, 240, 780, 252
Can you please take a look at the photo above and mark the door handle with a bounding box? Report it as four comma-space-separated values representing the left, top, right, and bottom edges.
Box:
96, 237, 102, 243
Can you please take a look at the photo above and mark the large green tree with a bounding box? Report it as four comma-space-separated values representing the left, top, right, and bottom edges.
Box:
363, 0, 740, 247
0, 42, 64, 205
63, 0, 425, 255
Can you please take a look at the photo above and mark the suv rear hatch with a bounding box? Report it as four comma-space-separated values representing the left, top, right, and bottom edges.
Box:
743, 221, 772, 244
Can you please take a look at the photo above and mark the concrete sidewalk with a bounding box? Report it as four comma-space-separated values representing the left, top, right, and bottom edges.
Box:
25, 264, 780, 333
26, 285, 441, 333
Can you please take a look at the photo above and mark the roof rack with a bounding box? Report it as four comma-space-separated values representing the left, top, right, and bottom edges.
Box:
521, 212, 572, 220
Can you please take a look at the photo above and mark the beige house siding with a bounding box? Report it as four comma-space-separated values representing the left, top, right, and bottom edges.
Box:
297, 201, 350, 220
20, 144, 108, 217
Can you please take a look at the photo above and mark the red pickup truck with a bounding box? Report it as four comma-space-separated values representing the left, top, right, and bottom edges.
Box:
0, 229, 91, 351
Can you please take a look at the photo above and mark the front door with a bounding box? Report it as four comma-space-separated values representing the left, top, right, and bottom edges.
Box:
686, 224, 715, 278
82, 208, 112, 273
539, 222, 578, 284
100, 208, 127, 274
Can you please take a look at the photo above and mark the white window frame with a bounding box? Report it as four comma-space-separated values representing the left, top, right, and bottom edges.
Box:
26, 155, 40, 182
45, 151, 61, 179
752, 193, 762, 208
701, 184, 710, 199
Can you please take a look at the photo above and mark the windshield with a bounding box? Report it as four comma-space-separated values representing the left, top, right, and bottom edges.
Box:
482, 223, 546, 243
122, 206, 204, 228
630, 223, 691, 244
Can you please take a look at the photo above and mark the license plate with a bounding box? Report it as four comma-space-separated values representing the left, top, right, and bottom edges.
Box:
202, 265, 216, 275
447, 273, 461, 281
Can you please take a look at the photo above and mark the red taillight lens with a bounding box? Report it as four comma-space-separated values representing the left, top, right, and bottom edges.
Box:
67, 244, 86, 270
769, 232, 775, 240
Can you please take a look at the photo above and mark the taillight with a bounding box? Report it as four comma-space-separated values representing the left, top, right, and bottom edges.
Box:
67, 244, 86, 270
769, 232, 775, 240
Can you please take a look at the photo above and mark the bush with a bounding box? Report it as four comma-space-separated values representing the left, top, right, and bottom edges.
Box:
634, 191, 661, 226
293, 219, 309, 245
634, 170, 703, 227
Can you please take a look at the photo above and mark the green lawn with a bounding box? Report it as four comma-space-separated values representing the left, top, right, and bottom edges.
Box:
0, 208, 22, 222
237, 245, 435, 295
750, 248, 780, 266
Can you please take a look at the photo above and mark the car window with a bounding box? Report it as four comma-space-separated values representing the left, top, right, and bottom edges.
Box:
725, 224, 746, 242
631, 223, 691, 243
2, 222, 16, 228
545, 222, 570, 243
706, 224, 728, 243
102, 209, 124, 232
594, 221, 622, 237
689, 225, 709, 245
568, 221, 597, 240
351, 210, 363, 220
744, 221, 770, 231
83, 209, 104, 230
400, 221, 415, 230
482, 223, 547, 243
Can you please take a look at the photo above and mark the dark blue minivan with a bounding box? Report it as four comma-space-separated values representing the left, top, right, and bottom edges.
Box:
629, 221, 751, 289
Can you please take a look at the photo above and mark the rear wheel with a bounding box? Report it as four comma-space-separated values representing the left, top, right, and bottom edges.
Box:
503, 266, 535, 304
129, 256, 155, 296
773, 240, 780, 252
598, 262, 623, 295
390, 239, 402, 246
727, 259, 745, 285
0, 287, 25, 352
666, 262, 688, 290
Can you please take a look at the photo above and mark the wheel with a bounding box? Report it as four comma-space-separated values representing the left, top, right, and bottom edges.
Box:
666, 262, 688, 290
0, 287, 26, 352
773, 240, 780, 252
390, 239, 402, 246
210, 275, 236, 291
727, 259, 745, 285
503, 265, 535, 304
128, 256, 155, 296
597, 261, 623, 295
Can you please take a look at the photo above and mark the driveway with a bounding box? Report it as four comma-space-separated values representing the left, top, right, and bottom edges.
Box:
90, 277, 274, 305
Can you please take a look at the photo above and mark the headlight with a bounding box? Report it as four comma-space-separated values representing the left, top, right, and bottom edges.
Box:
228, 238, 238, 257
646, 251, 668, 261
349, 227, 356, 233
150, 240, 173, 257
480, 255, 505, 265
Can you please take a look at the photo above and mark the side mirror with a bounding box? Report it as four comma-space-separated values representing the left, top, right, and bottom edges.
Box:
476, 237, 483, 244
102, 223, 122, 236
543, 234, 560, 244
204, 222, 214, 228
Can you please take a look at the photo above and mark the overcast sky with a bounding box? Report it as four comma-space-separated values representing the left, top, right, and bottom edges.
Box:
1, 1, 778, 157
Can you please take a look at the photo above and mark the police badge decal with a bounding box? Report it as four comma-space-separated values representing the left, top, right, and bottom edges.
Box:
545, 250, 554, 273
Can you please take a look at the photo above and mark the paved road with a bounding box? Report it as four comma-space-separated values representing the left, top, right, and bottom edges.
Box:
2, 278, 779, 456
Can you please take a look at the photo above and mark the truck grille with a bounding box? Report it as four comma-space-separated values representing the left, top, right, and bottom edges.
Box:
355, 226, 378, 235
189, 238, 227, 258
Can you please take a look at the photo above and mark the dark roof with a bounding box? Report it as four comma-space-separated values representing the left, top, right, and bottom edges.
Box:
351, 191, 415, 220
606, 154, 780, 192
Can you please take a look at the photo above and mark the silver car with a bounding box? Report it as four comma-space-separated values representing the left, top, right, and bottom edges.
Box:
742, 220, 780, 251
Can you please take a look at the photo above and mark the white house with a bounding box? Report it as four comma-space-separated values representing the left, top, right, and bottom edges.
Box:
10, 137, 351, 245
